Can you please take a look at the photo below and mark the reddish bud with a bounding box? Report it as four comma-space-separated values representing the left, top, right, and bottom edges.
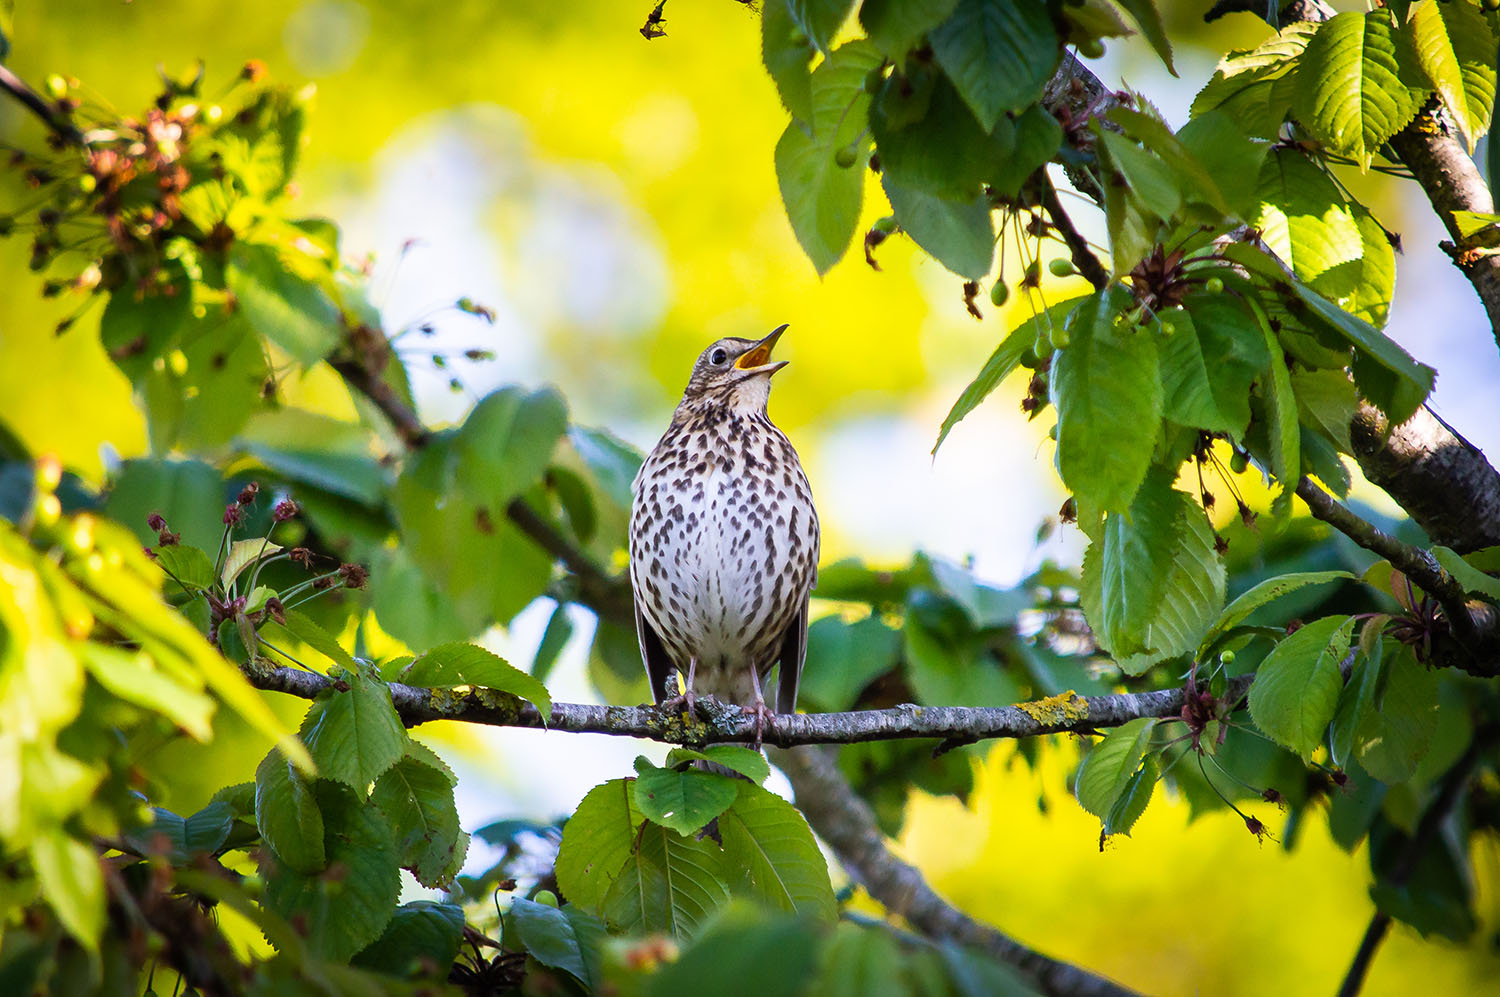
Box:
223, 504, 244, 526
1244, 815, 1273, 843
157, 529, 180, 547
147, 512, 167, 532
273, 499, 300, 522
241, 59, 267, 82
313, 575, 336, 590
264, 596, 286, 625
236, 481, 260, 505
337, 563, 368, 589
290, 547, 314, 568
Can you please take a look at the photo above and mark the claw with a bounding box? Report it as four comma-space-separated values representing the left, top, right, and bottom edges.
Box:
660, 656, 699, 716
741, 700, 775, 750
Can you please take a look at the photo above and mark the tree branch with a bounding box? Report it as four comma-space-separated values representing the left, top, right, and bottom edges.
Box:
0, 62, 83, 144
248, 663, 1253, 747
1336, 723, 1499, 997
772, 744, 1139, 997
1038, 172, 1110, 290
1294, 476, 1500, 674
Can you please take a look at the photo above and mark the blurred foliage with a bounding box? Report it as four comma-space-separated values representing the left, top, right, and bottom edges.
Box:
0, 1, 1498, 995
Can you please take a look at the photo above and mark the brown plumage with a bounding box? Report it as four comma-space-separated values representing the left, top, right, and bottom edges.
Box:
628, 325, 819, 738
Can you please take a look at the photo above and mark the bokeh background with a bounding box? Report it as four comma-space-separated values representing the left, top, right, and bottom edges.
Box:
3, 1, 1499, 993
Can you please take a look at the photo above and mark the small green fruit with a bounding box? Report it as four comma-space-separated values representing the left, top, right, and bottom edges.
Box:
1047, 323, 1071, 351
1079, 38, 1106, 59
1230, 451, 1249, 474
1048, 258, 1076, 278
44, 74, 68, 99
1019, 345, 1041, 369
1219, 650, 1236, 665
1205, 276, 1225, 295
834, 146, 858, 169
990, 280, 1010, 307
1024, 260, 1041, 282
76, 174, 96, 195
873, 215, 898, 234
1047, 424, 1058, 441
534, 890, 559, 908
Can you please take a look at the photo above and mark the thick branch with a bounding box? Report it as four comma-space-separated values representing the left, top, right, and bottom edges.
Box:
249, 663, 1253, 747
773, 744, 1139, 997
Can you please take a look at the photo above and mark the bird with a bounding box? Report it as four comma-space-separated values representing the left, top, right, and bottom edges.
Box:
629, 324, 820, 744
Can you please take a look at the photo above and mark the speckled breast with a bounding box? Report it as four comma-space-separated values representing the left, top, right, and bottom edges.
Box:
629, 410, 818, 701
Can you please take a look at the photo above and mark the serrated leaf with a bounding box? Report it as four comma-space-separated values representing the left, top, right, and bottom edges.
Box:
870, 67, 1010, 202
509, 898, 606, 990
555, 779, 641, 913
1410, 0, 1496, 150
788, 0, 856, 55
1310, 204, 1396, 329
399, 641, 552, 719
298, 670, 409, 791
1103, 755, 1158, 838
644, 905, 822, 997
1198, 570, 1352, 657
1079, 469, 1226, 671
1249, 615, 1353, 759
455, 386, 568, 509
930, 0, 1059, 131
860, 0, 959, 62
1354, 646, 1439, 783
1175, 111, 1269, 218
718, 783, 838, 921
267, 609, 357, 671
78, 643, 215, 741
1185, 291, 1267, 437
665, 745, 773, 784
988, 102, 1063, 198
222, 538, 281, 588
1157, 309, 1234, 433
1113, 0, 1174, 74
151, 544, 217, 592
255, 747, 326, 874
1253, 148, 1363, 284
1295, 11, 1426, 166
882, 179, 994, 279
1433, 546, 1500, 602
127, 802, 235, 863
1076, 717, 1158, 819
227, 241, 341, 366
261, 780, 401, 961
1053, 288, 1162, 512
1097, 128, 1183, 220
1255, 302, 1300, 486
633, 760, 741, 836
1292, 367, 1358, 452
351, 901, 464, 979
371, 755, 466, 886
763, 0, 815, 122
1287, 280, 1435, 424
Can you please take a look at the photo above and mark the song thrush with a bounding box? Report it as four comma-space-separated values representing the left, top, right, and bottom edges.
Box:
629, 324, 820, 740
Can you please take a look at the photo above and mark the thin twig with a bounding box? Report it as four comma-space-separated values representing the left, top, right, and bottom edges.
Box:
0, 63, 84, 144
1037, 172, 1109, 290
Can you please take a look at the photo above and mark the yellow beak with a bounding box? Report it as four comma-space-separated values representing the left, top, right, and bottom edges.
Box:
735, 323, 790, 371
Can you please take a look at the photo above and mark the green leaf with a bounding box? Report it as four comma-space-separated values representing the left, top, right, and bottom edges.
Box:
221, 538, 281, 589
568, 425, 642, 511
881, 179, 994, 280
870, 67, 1009, 202
0, 0, 13, 60
929, 0, 1059, 132
238, 408, 387, 505
227, 241, 341, 366
632, 759, 741, 836
78, 643, 215, 741
1184, 292, 1267, 437
665, 745, 774, 784
1354, 647, 1439, 783
1053, 289, 1162, 512
1079, 469, 1226, 671
266, 609, 357, 671
125, 802, 235, 863
298, 670, 409, 791
1292, 368, 1358, 453
1097, 128, 1182, 221
508, 898, 605, 990
1249, 615, 1353, 759
718, 783, 838, 920
1193, 27, 1310, 141
261, 780, 402, 961
1295, 11, 1426, 166
1111, 0, 1173, 71
1199, 570, 1353, 658
455, 386, 569, 508
986, 102, 1062, 199
555, 779, 642, 913
1311, 205, 1396, 329
1452, 209, 1500, 238
934, 297, 1082, 454
532, 602, 575, 684
371, 754, 467, 886
1106, 107, 1223, 213
1253, 301, 1300, 486
105, 458, 224, 553
776, 126, 863, 275
399, 641, 552, 719
1175, 111, 1269, 218
1433, 546, 1500, 602
1287, 280, 1435, 424
788, 0, 856, 55
763, 0, 816, 122
98, 278, 193, 382
32, 831, 104, 949
812, 921, 905, 997
351, 901, 464, 979
1410, 0, 1496, 150
1075, 718, 1158, 820
255, 747, 326, 874
1253, 148, 1363, 284
1157, 309, 1235, 434
1103, 755, 1158, 838
644, 904, 821, 997
860, 0, 959, 62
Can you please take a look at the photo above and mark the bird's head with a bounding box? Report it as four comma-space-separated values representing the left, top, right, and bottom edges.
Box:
679, 324, 790, 411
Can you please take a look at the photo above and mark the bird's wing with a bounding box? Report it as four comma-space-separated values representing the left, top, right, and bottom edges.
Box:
775, 592, 810, 714
634, 599, 677, 705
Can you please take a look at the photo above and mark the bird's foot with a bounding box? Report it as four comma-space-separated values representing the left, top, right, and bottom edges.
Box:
658, 688, 697, 716
741, 701, 776, 749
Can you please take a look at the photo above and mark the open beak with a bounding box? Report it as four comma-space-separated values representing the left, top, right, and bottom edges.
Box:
734, 323, 790, 374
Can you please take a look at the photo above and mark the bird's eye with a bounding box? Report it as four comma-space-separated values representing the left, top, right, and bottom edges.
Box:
710, 348, 728, 365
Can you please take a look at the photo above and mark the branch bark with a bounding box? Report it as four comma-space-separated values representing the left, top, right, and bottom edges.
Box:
248, 662, 1254, 747
772, 744, 1139, 997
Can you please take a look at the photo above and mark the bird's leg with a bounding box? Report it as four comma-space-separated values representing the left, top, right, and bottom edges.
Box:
658, 656, 698, 716
742, 676, 775, 749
